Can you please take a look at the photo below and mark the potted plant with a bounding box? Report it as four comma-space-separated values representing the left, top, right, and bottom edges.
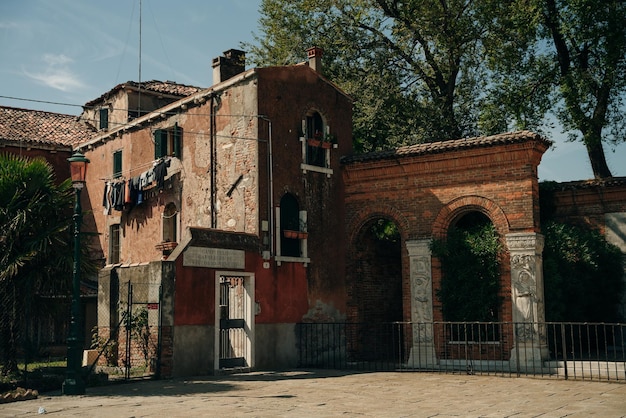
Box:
283, 219, 308, 239
307, 131, 335, 149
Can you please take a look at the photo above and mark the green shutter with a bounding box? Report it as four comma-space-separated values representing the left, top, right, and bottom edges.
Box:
113, 150, 122, 178
100, 108, 109, 130
154, 129, 166, 159
173, 124, 182, 158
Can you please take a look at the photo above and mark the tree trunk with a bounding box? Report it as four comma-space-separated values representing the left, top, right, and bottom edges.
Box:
584, 133, 613, 179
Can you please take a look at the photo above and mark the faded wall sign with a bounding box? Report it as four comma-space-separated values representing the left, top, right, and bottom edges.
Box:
183, 246, 245, 269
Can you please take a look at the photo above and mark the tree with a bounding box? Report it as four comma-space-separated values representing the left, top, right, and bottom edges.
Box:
542, 221, 624, 322
431, 220, 503, 323
487, 0, 626, 178
0, 154, 74, 375
247, 0, 626, 177
245, 0, 495, 151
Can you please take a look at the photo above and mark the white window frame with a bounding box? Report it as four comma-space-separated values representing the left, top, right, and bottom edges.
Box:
299, 116, 335, 177
274, 206, 310, 266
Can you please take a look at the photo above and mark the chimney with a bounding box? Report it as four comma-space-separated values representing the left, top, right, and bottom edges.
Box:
307, 46, 323, 74
212, 49, 246, 84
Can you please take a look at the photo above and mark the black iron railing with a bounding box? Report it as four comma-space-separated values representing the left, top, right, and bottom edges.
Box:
297, 321, 626, 382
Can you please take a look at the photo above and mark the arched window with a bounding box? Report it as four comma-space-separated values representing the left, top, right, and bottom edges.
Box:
304, 111, 328, 168
280, 194, 300, 257
163, 203, 178, 243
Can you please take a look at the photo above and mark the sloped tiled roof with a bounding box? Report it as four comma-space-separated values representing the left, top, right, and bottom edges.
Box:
84, 80, 202, 108
541, 176, 626, 190
0, 106, 95, 147
341, 131, 552, 164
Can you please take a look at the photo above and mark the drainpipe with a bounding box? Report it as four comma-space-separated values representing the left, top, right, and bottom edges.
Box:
259, 115, 274, 257
210, 95, 218, 228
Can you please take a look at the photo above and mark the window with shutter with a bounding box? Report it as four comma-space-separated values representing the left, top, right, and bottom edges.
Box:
154, 124, 183, 159
113, 150, 122, 178
99, 108, 109, 130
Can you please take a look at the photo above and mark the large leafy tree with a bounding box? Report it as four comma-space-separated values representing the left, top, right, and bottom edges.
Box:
0, 154, 75, 375
488, 0, 626, 178
245, 0, 495, 151
247, 0, 626, 177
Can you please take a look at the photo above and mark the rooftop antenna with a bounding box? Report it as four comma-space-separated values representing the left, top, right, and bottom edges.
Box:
138, 0, 142, 117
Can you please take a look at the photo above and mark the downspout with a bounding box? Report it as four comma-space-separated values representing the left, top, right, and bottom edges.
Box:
267, 118, 274, 256
210, 95, 218, 229
258, 115, 274, 257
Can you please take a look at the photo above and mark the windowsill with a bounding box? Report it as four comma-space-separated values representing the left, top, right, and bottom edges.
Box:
300, 163, 333, 177
275, 255, 311, 267
447, 341, 501, 345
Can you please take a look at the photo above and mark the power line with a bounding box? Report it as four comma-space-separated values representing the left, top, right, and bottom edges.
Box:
0, 95, 84, 109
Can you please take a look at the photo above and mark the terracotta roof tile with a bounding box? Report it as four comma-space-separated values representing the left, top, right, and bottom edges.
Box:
84, 80, 202, 107
542, 176, 626, 190
341, 131, 552, 164
0, 106, 95, 147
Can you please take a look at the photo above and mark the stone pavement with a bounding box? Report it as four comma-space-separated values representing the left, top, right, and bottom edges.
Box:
1, 370, 625, 417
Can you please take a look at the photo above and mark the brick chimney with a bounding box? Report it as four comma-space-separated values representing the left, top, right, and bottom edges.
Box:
212, 49, 246, 84
307, 46, 323, 74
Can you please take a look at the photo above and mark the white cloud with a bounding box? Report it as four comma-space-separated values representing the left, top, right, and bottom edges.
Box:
23, 54, 86, 92
42, 53, 73, 66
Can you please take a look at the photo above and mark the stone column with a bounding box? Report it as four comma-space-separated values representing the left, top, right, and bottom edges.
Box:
506, 232, 549, 369
405, 239, 437, 368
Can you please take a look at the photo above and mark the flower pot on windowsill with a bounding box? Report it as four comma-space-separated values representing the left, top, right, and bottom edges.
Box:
155, 241, 178, 252
284, 230, 308, 239
307, 138, 332, 149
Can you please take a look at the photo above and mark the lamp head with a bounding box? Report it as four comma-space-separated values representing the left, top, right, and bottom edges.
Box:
68, 150, 90, 187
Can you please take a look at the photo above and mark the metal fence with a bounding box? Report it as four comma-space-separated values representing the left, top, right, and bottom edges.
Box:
297, 321, 626, 382
89, 281, 162, 381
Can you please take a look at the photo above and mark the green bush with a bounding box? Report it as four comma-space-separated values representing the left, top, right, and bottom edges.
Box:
432, 223, 503, 322
542, 221, 624, 322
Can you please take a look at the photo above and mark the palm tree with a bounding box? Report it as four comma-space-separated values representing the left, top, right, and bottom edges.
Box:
0, 153, 75, 375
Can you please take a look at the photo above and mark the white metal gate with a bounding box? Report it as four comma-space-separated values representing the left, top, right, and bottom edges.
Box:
215, 273, 254, 370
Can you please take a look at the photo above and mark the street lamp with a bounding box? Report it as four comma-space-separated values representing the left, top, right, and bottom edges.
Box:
62, 150, 90, 395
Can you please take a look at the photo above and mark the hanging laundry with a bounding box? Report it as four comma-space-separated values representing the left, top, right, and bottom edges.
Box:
112, 181, 125, 211
130, 176, 142, 206
154, 158, 171, 190
102, 181, 112, 215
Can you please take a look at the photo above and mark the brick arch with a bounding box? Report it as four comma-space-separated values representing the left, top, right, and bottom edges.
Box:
345, 203, 407, 353
300, 103, 332, 127
347, 203, 410, 245
431, 195, 510, 239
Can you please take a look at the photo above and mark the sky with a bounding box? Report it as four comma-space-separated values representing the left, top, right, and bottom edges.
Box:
0, 0, 624, 183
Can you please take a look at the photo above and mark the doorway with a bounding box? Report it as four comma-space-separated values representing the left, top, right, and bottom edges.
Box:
214, 272, 255, 371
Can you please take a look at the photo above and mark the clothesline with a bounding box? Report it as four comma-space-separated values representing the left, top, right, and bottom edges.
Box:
102, 157, 171, 214
99, 156, 169, 181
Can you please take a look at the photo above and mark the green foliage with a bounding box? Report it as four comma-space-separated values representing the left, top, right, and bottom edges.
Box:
90, 327, 118, 367
369, 218, 400, 243
124, 307, 155, 367
488, 0, 626, 178
542, 221, 624, 322
431, 222, 503, 322
248, 0, 626, 177
246, 0, 494, 150
0, 154, 74, 375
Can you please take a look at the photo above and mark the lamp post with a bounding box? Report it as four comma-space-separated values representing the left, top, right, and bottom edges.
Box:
62, 151, 89, 395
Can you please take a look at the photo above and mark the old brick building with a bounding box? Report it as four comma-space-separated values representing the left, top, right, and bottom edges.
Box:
2, 48, 625, 378
74, 48, 352, 376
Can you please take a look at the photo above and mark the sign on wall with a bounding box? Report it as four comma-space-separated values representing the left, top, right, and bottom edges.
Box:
183, 246, 245, 269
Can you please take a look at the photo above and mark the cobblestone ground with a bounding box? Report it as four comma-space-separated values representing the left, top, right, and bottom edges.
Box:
1, 370, 625, 417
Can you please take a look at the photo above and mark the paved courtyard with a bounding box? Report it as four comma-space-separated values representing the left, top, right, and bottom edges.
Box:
1, 370, 625, 417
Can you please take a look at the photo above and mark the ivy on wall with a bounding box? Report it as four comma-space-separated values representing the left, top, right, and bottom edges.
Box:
431, 222, 503, 322
543, 221, 624, 322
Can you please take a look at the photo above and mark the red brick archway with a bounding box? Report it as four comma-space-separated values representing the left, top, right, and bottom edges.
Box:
341, 132, 551, 364
431, 195, 510, 239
